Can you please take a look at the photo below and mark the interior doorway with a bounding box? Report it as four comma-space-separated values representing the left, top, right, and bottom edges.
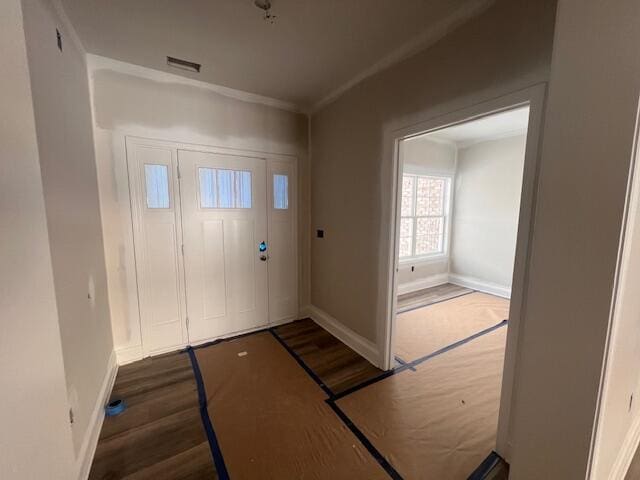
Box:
126, 137, 298, 357
394, 107, 529, 364
378, 86, 547, 471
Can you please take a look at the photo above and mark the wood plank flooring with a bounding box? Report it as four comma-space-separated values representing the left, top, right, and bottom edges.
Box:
89, 285, 510, 479
273, 319, 384, 394
89, 321, 382, 479
88, 352, 216, 480
397, 282, 473, 313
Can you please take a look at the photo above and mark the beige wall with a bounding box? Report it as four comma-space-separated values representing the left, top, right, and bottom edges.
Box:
0, 0, 76, 477
508, 0, 640, 478
592, 124, 640, 479
310, 0, 557, 342
88, 56, 310, 359
21, 0, 114, 456
397, 137, 456, 289
450, 134, 526, 291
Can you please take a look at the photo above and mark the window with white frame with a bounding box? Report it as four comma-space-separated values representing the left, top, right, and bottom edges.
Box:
399, 174, 450, 259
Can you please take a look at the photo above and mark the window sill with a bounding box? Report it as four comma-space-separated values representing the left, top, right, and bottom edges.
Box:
399, 254, 448, 265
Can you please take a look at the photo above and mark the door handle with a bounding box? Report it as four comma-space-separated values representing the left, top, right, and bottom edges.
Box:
260, 254, 268, 261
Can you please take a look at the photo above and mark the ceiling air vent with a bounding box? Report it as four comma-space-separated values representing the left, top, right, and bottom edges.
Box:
167, 56, 201, 73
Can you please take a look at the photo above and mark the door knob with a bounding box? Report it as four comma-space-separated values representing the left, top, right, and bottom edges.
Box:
260, 254, 268, 261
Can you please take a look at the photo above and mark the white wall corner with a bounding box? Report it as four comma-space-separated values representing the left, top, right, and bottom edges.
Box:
307, 304, 382, 368
449, 273, 511, 299
397, 273, 449, 295
299, 304, 313, 319
608, 413, 640, 480
76, 350, 118, 480
115, 344, 145, 366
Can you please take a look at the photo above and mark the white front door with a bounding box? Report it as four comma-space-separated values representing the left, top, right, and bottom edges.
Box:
178, 150, 269, 342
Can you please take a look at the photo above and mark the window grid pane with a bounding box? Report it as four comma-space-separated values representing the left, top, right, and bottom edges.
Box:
416, 177, 445, 216
217, 169, 234, 208
399, 236, 412, 258
198, 167, 252, 209
199, 167, 217, 208
145, 164, 170, 209
400, 173, 448, 258
234, 171, 252, 208
274, 174, 289, 209
401, 175, 415, 217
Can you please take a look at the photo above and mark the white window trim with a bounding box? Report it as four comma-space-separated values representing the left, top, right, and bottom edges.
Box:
399, 173, 453, 261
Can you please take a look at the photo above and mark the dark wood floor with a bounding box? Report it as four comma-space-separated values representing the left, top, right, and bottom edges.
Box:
89, 320, 383, 479
88, 352, 216, 480
89, 298, 509, 479
273, 318, 383, 394
397, 282, 472, 312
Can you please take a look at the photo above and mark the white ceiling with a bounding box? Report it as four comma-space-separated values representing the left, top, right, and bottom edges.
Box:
424, 107, 530, 147
60, 0, 493, 110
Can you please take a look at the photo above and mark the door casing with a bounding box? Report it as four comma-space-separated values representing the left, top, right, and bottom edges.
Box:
380, 83, 547, 461
126, 136, 298, 357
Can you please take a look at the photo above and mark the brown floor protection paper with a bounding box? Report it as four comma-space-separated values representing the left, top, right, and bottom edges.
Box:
395, 292, 509, 362
338, 326, 508, 480
195, 332, 389, 480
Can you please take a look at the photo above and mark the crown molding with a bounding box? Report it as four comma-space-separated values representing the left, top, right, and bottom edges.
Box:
309, 0, 496, 115
86, 54, 305, 115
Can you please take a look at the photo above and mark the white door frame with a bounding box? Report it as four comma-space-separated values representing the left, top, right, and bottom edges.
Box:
379, 83, 547, 460
126, 135, 298, 356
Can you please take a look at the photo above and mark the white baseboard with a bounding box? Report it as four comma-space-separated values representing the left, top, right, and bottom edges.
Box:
189, 320, 293, 348
306, 304, 381, 368
115, 317, 298, 365
397, 273, 449, 296
76, 350, 118, 480
115, 344, 144, 365
449, 273, 511, 299
609, 413, 640, 479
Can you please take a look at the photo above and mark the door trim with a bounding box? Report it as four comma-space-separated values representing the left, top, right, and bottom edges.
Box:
125, 139, 189, 357
379, 83, 547, 461
125, 136, 298, 357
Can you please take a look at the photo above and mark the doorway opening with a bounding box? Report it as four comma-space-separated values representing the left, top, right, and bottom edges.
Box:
394, 107, 529, 362
377, 92, 543, 476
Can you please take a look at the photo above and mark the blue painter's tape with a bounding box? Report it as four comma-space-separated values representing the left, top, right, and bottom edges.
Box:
332, 319, 508, 401
269, 328, 335, 398
468, 451, 503, 480
105, 399, 126, 416
269, 327, 403, 480
187, 347, 230, 480
394, 356, 417, 372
